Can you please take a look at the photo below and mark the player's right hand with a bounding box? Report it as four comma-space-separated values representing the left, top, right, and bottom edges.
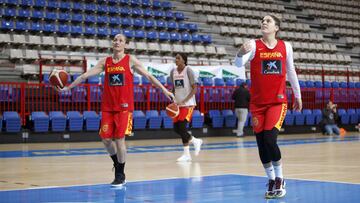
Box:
238, 41, 253, 56
54, 86, 70, 92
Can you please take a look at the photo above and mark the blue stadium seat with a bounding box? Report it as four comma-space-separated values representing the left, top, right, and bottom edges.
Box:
154, 10, 165, 18
134, 30, 146, 39
49, 111, 66, 132
191, 110, 204, 128
166, 21, 177, 30
313, 109, 322, 124
71, 25, 83, 34
222, 109, 237, 128
88, 76, 100, 84
15, 21, 28, 31
331, 81, 339, 88
305, 81, 315, 88
165, 11, 174, 19
130, 0, 141, 7
58, 24, 70, 34
45, 11, 57, 20
121, 18, 133, 27
97, 27, 109, 36
143, 8, 154, 17
202, 78, 213, 86
146, 110, 162, 129
123, 29, 135, 38
144, 19, 155, 28
97, 5, 109, 13
67, 111, 83, 131
235, 79, 245, 86
201, 35, 212, 44
225, 78, 235, 86
158, 31, 170, 41
109, 16, 121, 25
0, 115, 2, 132
47, 0, 59, 8
4, 8, 16, 17
170, 32, 181, 41
187, 23, 198, 32
18, 9, 31, 18
174, 12, 185, 21
72, 86, 87, 102
339, 82, 348, 88
141, 76, 150, 85
85, 3, 96, 12
348, 82, 355, 88
162, 1, 172, 10
181, 32, 191, 42
72, 2, 84, 10
177, 22, 187, 31
214, 78, 225, 86
141, 0, 152, 7
152, 0, 162, 8
323, 81, 331, 88
120, 0, 130, 5
21, 0, 33, 6
111, 28, 121, 36
156, 20, 167, 29
347, 109, 358, 124
71, 13, 84, 22
160, 110, 173, 129
293, 110, 305, 125
303, 109, 315, 125
58, 12, 70, 21
337, 109, 349, 124
90, 86, 102, 102
133, 18, 145, 28
284, 110, 294, 126
208, 110, 224, 128
191, 34, 202, 43
132, 7, 144, 16
133, 110, 147, 129
299, 80, 306, 88
59, 1, 71, 9
120, 7, 131, 16
314, 81, 323, 88
1, 20, 14, 30
109, 6, 118, 13
85, 15, 96, 23
83, 111, 100, 131
97, 15, 109, 24
3, 111, 21, 132
146, 31, 158, 40
43, 23, 55, 32
30, 111, 49, 132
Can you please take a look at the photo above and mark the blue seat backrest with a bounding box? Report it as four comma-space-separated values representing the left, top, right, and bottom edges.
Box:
314, 81, 323, 88
209, 110, 220, 117
221, 110, 233, 116
133, 110, 145, 117
302, 109, 312, 114
214, 78, 225, 86
331, 81, 339, 88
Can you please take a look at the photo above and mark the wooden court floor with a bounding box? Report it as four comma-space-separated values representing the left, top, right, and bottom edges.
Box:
0, 132, 360, 191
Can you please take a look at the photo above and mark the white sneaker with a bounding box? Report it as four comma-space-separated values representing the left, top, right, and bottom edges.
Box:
193, 139, 203, 156
177, 154, 192, 162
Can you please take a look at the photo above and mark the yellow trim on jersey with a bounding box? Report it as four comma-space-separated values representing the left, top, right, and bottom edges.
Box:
125, 112, 133, 135
185, 107, 194, 122
274, 103, 287, 130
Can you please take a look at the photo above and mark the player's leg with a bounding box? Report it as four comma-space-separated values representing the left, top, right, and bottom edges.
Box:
110, 111, 133, 187
251, 104, 275, 198
237, 108, 248, 137
263, 103, 287, 198
99, 112, 120, 184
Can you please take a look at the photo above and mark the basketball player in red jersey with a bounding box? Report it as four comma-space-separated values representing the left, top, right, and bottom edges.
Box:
57, 34, 174, 187
235, 15, 302, 199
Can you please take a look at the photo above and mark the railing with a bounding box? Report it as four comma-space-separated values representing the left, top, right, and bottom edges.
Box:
1, 82, 359, 125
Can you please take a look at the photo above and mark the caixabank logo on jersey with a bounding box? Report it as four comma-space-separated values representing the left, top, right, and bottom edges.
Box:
261, 60, 282, 75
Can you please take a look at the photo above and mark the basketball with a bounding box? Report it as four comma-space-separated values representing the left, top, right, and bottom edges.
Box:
166, 103, 179, 118
49, 69, 68, 89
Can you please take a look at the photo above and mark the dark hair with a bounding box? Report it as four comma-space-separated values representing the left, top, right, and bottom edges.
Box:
268, 15, 281, 36
177, 53, 188, 65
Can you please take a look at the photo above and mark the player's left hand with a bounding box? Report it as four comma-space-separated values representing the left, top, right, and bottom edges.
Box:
293, 98, 302, 112
164, 90, 175, 101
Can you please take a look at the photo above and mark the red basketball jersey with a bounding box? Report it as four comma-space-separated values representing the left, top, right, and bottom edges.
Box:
250, 39, 287, 105
102, 55, 134, 111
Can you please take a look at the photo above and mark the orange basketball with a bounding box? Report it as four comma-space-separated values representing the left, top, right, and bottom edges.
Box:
49, 69, 68, 89
166, 103, 179, 118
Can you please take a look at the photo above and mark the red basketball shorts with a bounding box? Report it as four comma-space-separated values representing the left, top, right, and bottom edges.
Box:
99, 111, 133, 139
250, 103, 287, 133
173, 106, 194, 123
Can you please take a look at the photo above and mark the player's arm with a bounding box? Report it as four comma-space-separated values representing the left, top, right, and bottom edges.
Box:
285, 42, 302, 111
179, 68, 197, 105
234, 40, 255, 68
130, 55, 174, 100
56, 58, 105, 92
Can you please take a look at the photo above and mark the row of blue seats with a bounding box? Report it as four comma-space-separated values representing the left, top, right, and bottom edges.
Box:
2, 0, 173, 10
207, 108, 360, 129
0, 110, 205, 133
299, 80, 360, 88
1, 8, 185, 22
1, 22, 211, 43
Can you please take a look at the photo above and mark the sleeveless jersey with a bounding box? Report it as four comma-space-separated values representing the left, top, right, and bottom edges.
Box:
102, 55, 134, 111
172, 66, 196, 107
250, 39, 287, 105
